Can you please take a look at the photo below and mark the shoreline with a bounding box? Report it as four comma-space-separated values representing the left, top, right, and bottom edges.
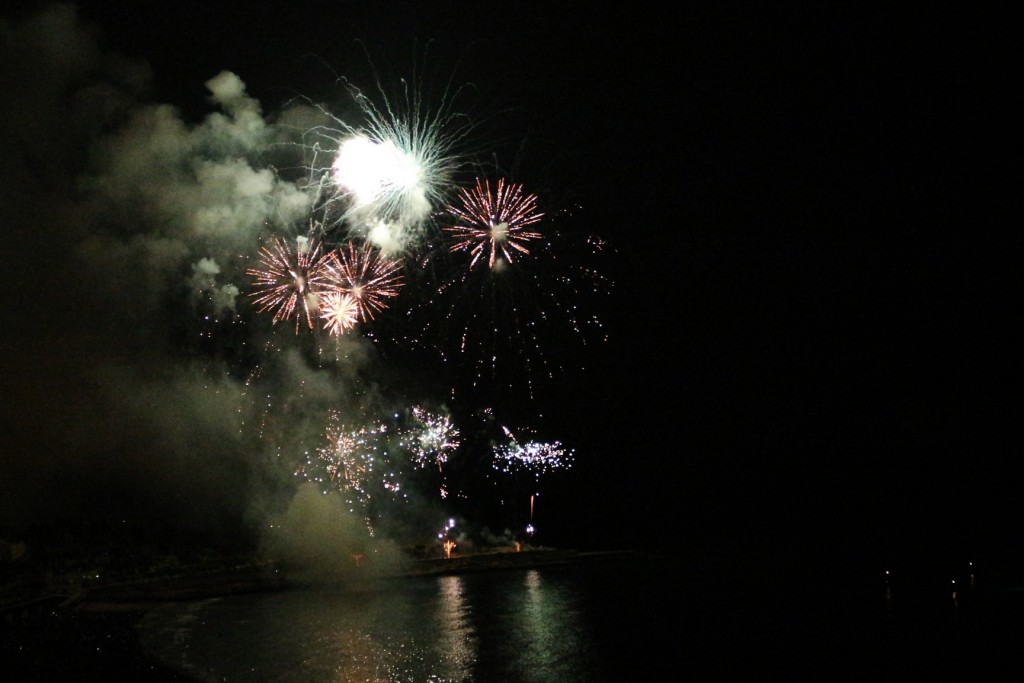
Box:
69, 547, 642, 607
402, 547, 640, 576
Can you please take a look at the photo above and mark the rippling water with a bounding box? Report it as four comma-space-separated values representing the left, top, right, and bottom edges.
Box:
139, 548, 1024, 681
140, 557, 682, 682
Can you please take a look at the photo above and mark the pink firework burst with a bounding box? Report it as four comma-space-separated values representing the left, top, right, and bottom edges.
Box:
444, 178, 544, 269
246, 236, 334, 332
320, 291, 360, 335
323, 242, 405, 322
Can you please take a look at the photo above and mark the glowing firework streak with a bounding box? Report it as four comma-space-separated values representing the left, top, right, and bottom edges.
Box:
323, 241, 405, 322
319, 291, 359, 335
444, 178, 543, 269
493, 426, 574, 476
246, 236, 333, 332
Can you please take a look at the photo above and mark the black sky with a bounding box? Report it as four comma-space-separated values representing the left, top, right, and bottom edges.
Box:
1, 3, 1016, 564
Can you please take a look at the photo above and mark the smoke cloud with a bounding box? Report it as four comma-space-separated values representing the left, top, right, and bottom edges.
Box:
262, 483, 411, 582
0, 4, 386, 555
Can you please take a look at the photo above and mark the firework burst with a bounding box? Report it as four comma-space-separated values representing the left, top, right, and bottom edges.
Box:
399, 198, 611, 401
323, 241, 405, 322
444, 178, 543, 270
493, 426, 574, 476
330, 134, 426, 225
295, 414, 391, 525
319, 291, 360, 335
246, 235, 334, 332
404, 405, 461, 471
295, 72, 480, 252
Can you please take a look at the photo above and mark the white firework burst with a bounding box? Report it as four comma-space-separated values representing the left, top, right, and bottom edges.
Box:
298, 72, 480, 252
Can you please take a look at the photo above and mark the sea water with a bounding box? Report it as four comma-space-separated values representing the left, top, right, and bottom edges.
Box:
139, 555, 699, 682
138, 550, 1024, 681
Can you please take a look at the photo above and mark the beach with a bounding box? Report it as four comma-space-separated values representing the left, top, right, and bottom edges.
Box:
3, 596, 189, 681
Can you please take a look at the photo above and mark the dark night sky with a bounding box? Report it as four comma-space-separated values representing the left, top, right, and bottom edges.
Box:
1, 3, 1016, 565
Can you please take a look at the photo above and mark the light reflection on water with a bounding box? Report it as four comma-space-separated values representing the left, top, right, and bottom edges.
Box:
140, 567, 613, 682
140, 553, 1011, 679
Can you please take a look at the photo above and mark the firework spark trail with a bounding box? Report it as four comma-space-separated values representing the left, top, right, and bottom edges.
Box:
238, 338, 283, 441
493, 425, 574, 476
246, 235, 334, 332
323, 241, 405, 322
444, 178, 544, 270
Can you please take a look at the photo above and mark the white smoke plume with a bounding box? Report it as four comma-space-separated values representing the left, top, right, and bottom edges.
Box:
262, 483, 411, 583
0, 4, 376, 551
